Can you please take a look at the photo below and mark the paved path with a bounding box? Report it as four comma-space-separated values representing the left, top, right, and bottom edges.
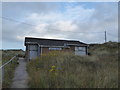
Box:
11, 58, 29, 88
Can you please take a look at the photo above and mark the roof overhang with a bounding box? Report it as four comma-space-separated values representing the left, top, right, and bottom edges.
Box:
25, 42, 38, 46
25, 42, 87, 47
65, 44, 88, 47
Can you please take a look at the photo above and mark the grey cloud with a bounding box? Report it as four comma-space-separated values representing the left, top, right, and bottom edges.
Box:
2, 19, 34, 43
2, 2, 60, 18
71, 3, 118, 43
2, 2, 118, 49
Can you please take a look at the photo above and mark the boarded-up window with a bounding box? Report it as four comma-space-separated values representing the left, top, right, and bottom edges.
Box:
75, 47, 86, 55
75, 47, 85, 51
29, 45, 38, 51
49, 48, 62, 50
29, 45, 38, 59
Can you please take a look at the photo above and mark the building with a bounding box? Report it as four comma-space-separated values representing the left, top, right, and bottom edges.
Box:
24, 37, 88, 60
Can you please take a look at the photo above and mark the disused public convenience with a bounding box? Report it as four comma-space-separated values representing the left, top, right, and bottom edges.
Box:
24, 37, 88, 61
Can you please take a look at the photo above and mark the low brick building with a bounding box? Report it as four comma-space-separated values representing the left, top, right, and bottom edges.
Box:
24, 37, 88, 60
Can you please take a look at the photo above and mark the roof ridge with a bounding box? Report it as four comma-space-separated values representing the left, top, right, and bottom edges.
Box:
25, 37, 79, 42
25, 37, 87, 46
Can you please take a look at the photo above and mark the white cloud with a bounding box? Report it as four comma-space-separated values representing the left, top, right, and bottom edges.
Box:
16, 36, 24, 41
2, 2, 118, 49
65, 5, 95, 22
35, 23, 48, 32
22, 4, 95, 39
52, 20, 78, 31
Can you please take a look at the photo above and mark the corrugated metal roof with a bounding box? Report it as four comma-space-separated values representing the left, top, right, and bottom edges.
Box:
25, 37, 87, 46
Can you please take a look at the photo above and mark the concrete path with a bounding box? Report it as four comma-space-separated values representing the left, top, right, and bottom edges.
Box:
11, 58, 29, 88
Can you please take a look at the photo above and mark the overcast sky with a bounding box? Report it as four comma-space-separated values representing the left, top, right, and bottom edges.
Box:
2, 2, 118, 50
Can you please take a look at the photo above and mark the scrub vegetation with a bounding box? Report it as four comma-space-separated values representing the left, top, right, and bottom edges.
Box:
27, 42, 118, 88
1, 50, 24, 88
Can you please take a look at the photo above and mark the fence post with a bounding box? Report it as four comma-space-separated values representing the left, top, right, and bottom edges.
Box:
2, 66, 4, 81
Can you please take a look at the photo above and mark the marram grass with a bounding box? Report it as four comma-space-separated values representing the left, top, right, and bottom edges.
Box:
2, 50, 24, 88
27, 43, 118, 88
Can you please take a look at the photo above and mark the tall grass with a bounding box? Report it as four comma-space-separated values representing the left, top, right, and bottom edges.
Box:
27, 42, 118, 88
2, 50, 24, 64
2, 58, 18, 88
2, 50, 25, 88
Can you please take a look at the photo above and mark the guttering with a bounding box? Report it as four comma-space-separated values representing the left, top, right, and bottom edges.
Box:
66, 44, 88, 46
25, 42, 38, 45
38, 44, 43, 56
41, 45, 43, 56
39, 45, 66, 48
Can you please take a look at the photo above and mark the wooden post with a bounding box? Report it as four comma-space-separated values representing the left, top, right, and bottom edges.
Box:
105, 31, 107, 43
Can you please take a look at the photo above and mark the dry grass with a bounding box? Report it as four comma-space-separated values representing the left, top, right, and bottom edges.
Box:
2, 50, 25, 88
27, 42, 118, 88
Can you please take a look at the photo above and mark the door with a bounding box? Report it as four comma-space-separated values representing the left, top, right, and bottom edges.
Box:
75, 46, 86, 55
29, 45, 38, 60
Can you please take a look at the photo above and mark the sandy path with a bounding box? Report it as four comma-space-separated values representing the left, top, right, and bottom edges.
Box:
11, 58, 29, 88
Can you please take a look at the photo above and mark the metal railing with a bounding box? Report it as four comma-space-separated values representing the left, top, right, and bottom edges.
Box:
0, 55, 18, 81
0, 56, 16, 69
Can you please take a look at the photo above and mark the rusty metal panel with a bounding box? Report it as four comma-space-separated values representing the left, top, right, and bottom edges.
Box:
75, 46, 86, 55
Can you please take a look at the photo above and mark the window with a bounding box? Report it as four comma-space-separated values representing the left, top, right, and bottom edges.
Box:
75, 47, 86, 51
49, 47, 62, 50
